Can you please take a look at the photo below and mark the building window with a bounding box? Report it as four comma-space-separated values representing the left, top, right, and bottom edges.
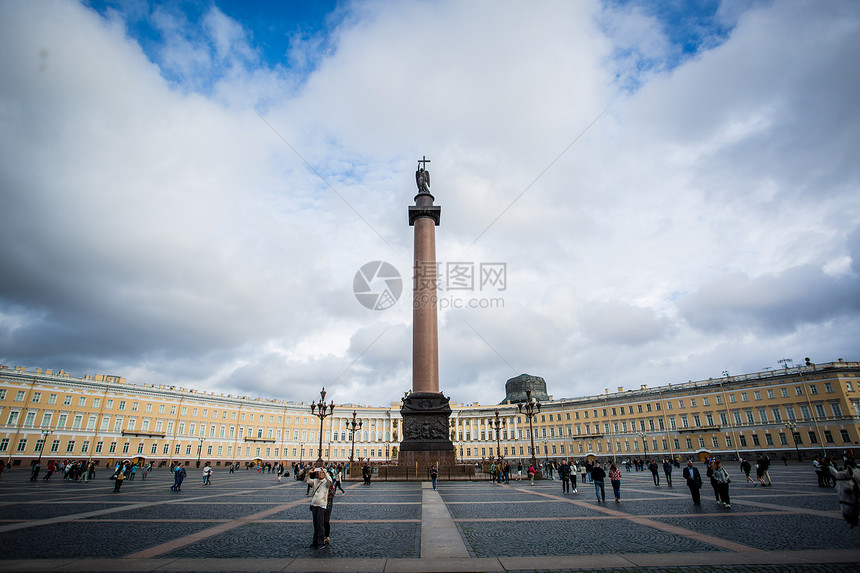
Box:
48, 393, 57, 404
767, 390, 775, 399
739, 435, 747, 447
729, 394, 737, 403
753, 391, 761, 401
16, 439, 28, 452
673, 438, 680, 450
725, 436, 733, 448
78, 396, 87, 407
14, 390, 26, 401
808, 432, 818, 444
741, 393, 749, 402
32, 392, 41, 403
771, 407, 782, 422
824, 431, 834, 443
81, 441, 89, 453
841, 429, 850, 443
809, 385, 818, 395
779, 433, 788, 445
63, 395, 71, 405
137, 443, 144, 454
109, 442, 117, 453
690, 398, 697, 407
781, 387, 789, 397
716, 395, 723, 405
66, 440, 75, 453
832, 403, 843, 417
50, 439, 60, 452
685, 437, 693, 449
95, 441, 103, 453
795, 387, 803, 396
151, 443, 158, 454
765, 434, 773, 446
751, 434, 760, 446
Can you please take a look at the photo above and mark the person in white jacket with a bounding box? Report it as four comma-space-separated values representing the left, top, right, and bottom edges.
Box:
306, 467, 332, 549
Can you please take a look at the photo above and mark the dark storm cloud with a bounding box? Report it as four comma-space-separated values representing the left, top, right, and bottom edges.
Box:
676, 264, 860, 334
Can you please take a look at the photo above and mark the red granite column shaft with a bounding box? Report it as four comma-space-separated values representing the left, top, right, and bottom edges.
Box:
413, 217, 439, 393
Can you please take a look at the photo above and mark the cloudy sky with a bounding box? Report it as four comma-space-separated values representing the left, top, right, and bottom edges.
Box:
1, 0, 858, 406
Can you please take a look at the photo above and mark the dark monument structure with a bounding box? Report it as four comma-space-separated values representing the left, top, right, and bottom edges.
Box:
398, 157, 457, 467
501, 374, 549, 404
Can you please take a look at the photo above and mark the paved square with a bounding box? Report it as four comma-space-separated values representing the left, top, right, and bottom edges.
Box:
0, 463, 857, 572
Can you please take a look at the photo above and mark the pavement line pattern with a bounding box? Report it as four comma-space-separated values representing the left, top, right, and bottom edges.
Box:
0, 487, 261, 534
123, 480, 365, 559
420, 482, 470, 558
122, 497, 309, 559
507, 485, 764, 553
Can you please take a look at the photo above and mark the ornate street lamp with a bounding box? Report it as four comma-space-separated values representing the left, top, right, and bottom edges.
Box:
784, 421, 802, 461
196, 436, 204, 467
37, 429, 52, 464
517, 389, 541, 470
310, 387, 334, 467
638, 431, 648, 458
348, 410, 363, 463
491, 410, 506, 461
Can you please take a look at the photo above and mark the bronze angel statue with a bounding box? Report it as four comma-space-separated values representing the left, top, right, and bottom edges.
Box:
416, 165, 430, 194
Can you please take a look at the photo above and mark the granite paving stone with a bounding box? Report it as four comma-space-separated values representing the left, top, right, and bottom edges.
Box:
456, 518, 727, 557
0, 521, 214, 558
655, 514, 860, 551
161, 522, 421, 559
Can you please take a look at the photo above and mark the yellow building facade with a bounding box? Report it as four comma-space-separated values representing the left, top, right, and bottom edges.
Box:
2, 360, 858, 469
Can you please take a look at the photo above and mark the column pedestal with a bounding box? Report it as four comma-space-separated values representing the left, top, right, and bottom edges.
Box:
398, 392, 456, 467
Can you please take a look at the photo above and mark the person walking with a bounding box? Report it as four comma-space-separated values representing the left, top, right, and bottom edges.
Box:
112, 465, 125, 493
559, 460, 570, 493
203, 463, 212, 485
755, 456, 768, 487
741, 458, 754, 486
335, 464, 346, 494
528, 463, 536, 485
712, 460, 731, 508
707, 461, 722, 504
591, 462, 606, 502
663, 459, 673, 487
569, 461, 578, 493
580, 461, 588, 486
683, 460, 703, 505
649, 460, 660, 486
430, 465, 438, 491
609, 462, 622, 502
307, 467, 332, 550
29, 461, 41, 482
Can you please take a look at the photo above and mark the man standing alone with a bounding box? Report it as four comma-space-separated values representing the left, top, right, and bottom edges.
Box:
307, 467, 332, 550
683, 460, 703, 505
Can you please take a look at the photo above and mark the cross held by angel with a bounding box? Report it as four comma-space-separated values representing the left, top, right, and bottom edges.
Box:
416, 156, 430, 194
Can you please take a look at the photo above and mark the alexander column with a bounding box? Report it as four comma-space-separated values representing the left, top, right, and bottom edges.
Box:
398, 157, 456, 467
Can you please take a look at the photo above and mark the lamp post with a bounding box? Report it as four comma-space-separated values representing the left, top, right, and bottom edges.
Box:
491, 410, 506, 461
348, 411, 363, 463
785, 422, 802, 461
37, 429, 52, 464
310, 387, 334, 467
638, 431, 648, 459
517, 389, 541, 470
196, 437, 204, 467
543, 437, 549, 467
